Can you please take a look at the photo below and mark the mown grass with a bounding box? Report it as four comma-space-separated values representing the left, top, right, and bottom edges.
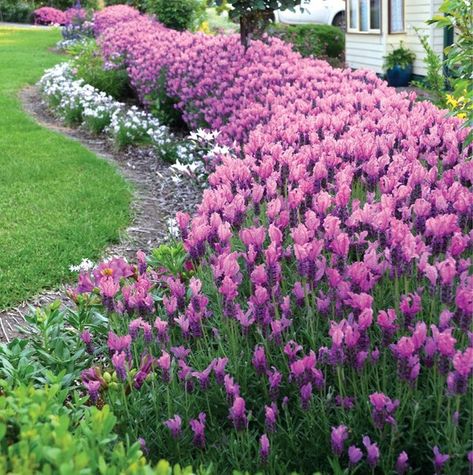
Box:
0, 27, 131, 308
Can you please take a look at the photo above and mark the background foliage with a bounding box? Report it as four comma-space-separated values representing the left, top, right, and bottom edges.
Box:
267, 23, 345, 67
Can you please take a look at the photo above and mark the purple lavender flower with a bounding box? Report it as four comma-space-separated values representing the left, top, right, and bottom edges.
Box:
128, 317, 152, 342
395, 451, 409, 475
259, 434, 270, 463
264, 403, 278, 433
268, 367, 282, 400
83, 379, 101, 404
433, 446, 449, 474
81, 367, 103, 403
348, 445, 363, 465
171, 345, 191, 360
164, 415, 182, 439
112, 351, 128, 381
300, 382, 312, 411
138, 437, 149, 455
331, 425, 348, 457
362, 436, 380, 468
212, 357, 228, 384
80, 329, 94, 354
190, 412, 206, 448
192, 364, 213, 391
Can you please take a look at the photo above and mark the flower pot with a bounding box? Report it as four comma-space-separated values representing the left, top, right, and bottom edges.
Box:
386, 64, 413, 87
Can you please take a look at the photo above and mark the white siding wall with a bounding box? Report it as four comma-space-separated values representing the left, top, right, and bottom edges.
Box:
345, 0, 444, 76
345, 34, 386, 73
401, 0, 443, 76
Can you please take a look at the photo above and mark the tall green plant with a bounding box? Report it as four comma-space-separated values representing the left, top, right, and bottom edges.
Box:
413, 29, 448, 107
428, 0, 473, 143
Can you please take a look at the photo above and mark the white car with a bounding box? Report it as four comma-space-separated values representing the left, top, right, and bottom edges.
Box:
275, 0, 346, 28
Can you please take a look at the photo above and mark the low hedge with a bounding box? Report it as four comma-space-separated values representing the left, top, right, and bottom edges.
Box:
0, 1, 34, 23
267, 23, 345, 65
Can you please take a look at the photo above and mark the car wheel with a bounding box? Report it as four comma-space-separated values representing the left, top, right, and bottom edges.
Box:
332, 12, 346, 30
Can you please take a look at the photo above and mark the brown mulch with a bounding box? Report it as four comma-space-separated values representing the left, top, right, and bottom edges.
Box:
0, 86, 202, 343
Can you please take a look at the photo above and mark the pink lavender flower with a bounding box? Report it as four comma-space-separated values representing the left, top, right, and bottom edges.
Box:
154, 317, 169, 345
369, 392, 399, 429
81, 367, 104, 403
134, 354, 154, 389
331, 425, 348, 457
157, 350, 171, 382
264, 403, 278, 433
229, 396, 248, 430
447, 347, 473, 394
189, 412, 206, 448
224, 374, 240, 401
259, 434, 270, 463
107, 332, 131, 358
252, 345, 268, 375
164, 415, 182, 439
136, 250, 147, 275
128, 317, 152, 343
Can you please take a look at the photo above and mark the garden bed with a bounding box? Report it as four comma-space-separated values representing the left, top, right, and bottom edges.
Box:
1, 5, 472, 475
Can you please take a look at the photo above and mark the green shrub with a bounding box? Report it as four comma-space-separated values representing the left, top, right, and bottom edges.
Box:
0, 382, 211, 475
70, 39, 131, 101
267, 23, 345, 66
0, 1, 34, 23
145, 0, 205, 31
105, 0, 147, 10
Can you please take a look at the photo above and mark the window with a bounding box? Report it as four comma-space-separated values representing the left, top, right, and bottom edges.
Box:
389, 0, 405, 33
348, 0, 381, 33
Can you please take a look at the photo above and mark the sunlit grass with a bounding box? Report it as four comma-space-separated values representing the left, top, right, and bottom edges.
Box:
0, 27, 131, 308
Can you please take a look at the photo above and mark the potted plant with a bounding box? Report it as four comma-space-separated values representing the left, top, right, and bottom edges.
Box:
384, 42, 416, 87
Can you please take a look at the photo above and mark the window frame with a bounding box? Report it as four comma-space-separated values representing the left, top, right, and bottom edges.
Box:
347, 0, 382, 35
388, 0, 406, 34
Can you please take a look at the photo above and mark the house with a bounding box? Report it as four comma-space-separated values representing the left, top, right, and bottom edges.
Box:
345, 0, 448, 77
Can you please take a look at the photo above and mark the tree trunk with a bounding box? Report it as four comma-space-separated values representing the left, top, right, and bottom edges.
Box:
239, 9, 274, 50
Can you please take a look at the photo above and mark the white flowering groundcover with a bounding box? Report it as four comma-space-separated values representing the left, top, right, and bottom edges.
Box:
38, 63, 231, 185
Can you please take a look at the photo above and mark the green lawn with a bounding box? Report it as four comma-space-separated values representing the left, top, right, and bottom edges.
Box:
0, 27, 131, 308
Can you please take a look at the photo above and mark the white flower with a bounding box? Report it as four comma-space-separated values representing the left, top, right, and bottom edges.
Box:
167, 218, 180, 238
69, 258, 94, 272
